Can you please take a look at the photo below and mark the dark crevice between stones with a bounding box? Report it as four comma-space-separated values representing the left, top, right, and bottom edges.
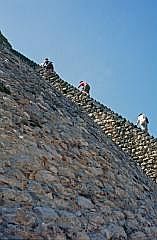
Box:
0, 80, 11, 95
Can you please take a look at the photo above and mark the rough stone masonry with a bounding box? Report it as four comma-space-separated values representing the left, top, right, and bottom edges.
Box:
0, 32, 157, 240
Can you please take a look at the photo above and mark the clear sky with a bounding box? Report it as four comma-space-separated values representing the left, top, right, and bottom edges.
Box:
0, 0, 157, 136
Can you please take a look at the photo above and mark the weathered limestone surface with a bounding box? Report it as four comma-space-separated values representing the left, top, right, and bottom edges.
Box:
0, 34, 157, 240
38, 70, 157, 183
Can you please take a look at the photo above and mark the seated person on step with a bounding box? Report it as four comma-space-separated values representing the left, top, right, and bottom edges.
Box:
41, 58, 54, 75
78, 81, 90, 96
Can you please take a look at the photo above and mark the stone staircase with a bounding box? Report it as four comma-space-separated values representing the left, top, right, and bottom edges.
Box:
0, 31, 157, 182
38, 69, 157, 183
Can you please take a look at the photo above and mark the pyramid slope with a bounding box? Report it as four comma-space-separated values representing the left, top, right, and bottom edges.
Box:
0, 36, 157, 239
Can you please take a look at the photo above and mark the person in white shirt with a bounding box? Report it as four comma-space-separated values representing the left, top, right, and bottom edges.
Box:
136, 113, 149, 132
40, 58, 48, 67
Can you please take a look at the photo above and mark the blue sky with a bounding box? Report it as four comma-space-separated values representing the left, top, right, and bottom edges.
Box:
0, 0, 157, 136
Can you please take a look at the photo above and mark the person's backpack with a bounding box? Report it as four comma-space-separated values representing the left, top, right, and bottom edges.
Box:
86, 84, 90, 91
83, 83, 90, 93
146, 117, 149, 124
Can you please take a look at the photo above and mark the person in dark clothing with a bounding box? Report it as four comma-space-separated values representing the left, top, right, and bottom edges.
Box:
42, 58, 54, 74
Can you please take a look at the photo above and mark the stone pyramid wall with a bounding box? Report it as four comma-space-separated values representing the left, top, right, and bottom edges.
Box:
1, 33, 156, 183
38, 69, 157, 183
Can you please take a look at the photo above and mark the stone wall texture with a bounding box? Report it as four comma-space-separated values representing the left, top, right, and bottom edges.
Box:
0, 34, 157, 240
38, 69, 157, 183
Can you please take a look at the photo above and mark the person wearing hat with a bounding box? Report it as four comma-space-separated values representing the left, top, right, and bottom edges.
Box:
42, 58, 54, 74
78, 81, 90, 95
